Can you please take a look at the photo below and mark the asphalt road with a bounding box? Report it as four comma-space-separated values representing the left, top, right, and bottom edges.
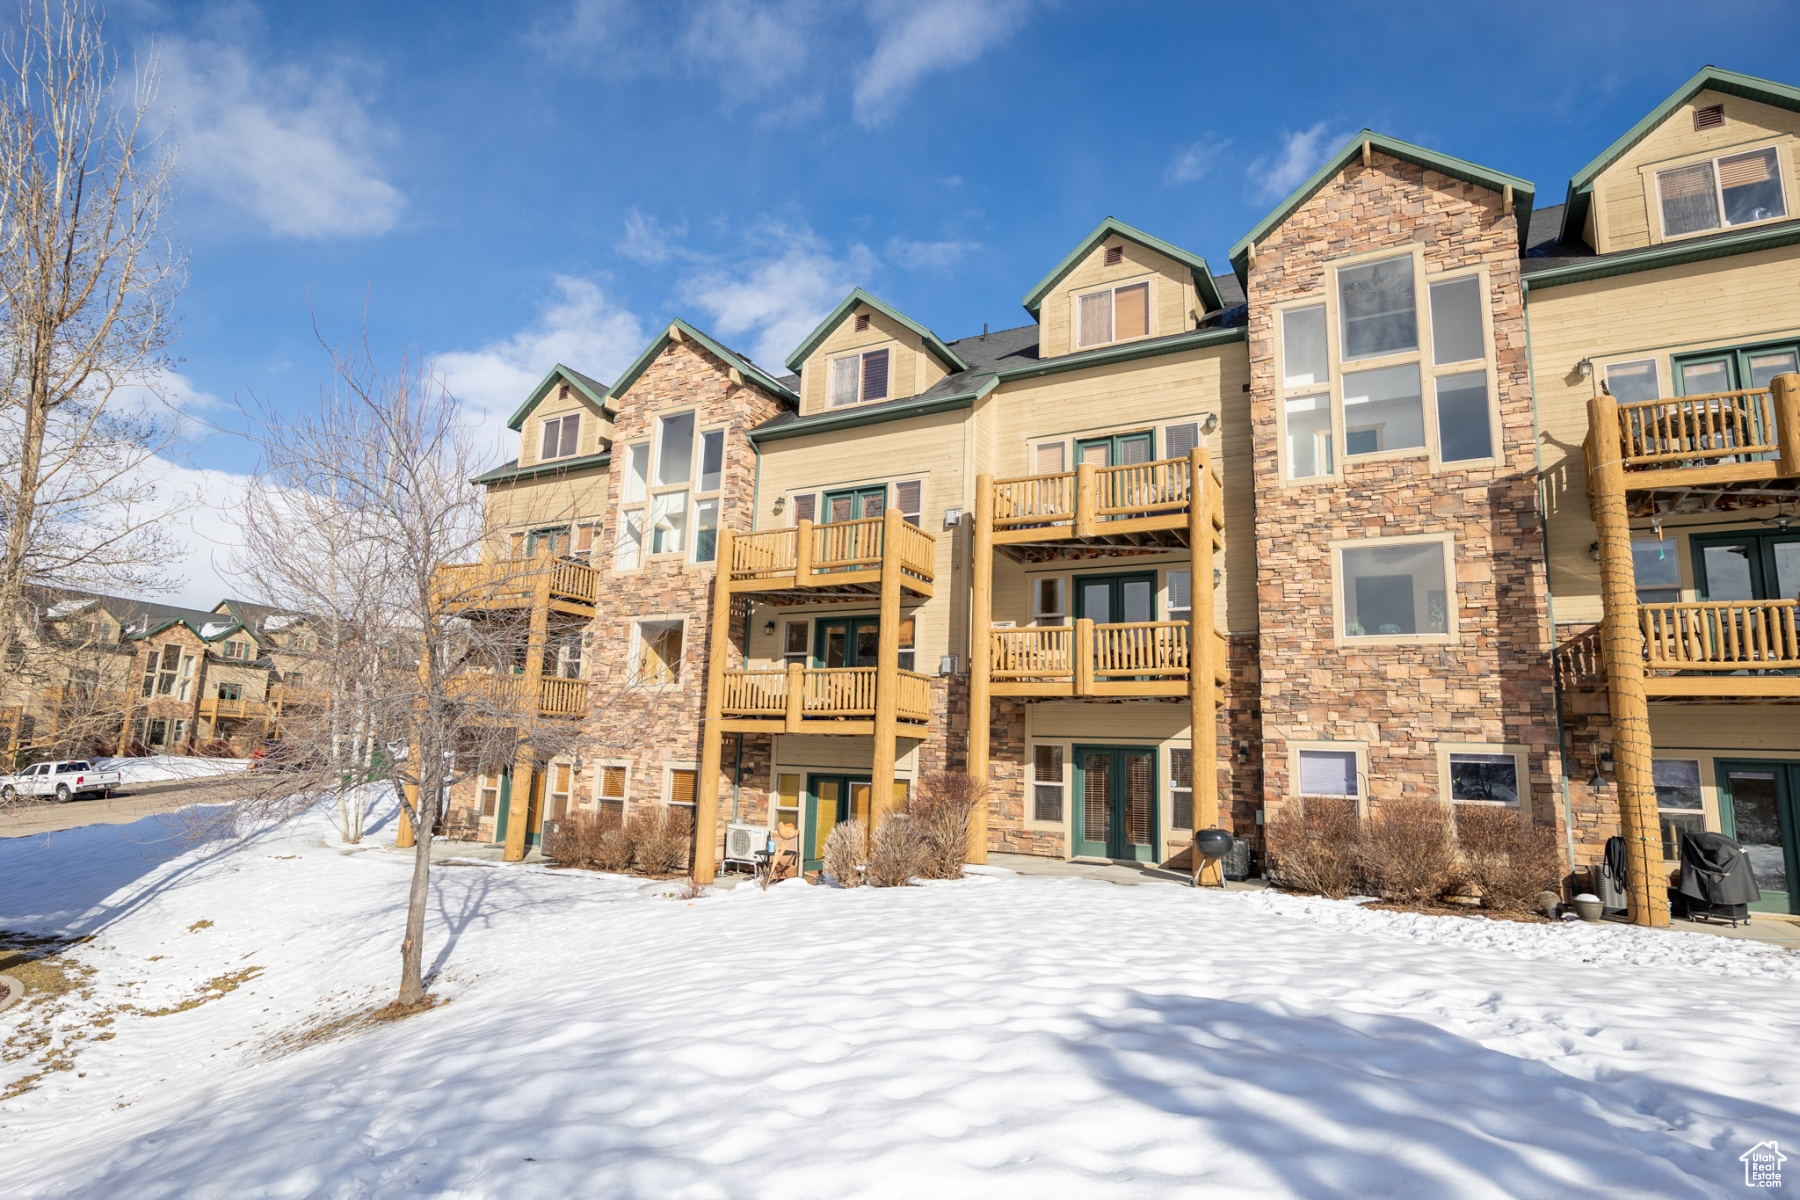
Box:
0, 776, 245, 839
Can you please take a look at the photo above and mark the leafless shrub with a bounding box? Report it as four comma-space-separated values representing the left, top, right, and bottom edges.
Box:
1455, 805, 1565, 913
822, 819, 866, 888
632, 807, 690, 878
909, 771, 983, 879
543, 811, 613, 870
674, 878, 709, 900
1265, 797, 1363, 899
866, 814, 927, 888
595, 826, 638, 874
1362, 795, 1457, 903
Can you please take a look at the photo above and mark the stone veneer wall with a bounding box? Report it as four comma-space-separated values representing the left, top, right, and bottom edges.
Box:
580, 339, 786, 863
1245, 151, 1567, 836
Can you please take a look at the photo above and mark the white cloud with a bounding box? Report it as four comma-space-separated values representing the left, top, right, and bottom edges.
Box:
159, 35, 404, 238
1166, 135, 1231, 185
682, 224, 876, 368
617, 207, 690, 265
1246, 122, 1346, 203
853, 0, 1034, 127
111, 455, 258, 609
885, 237, 978, 271
436, 277, 648, 428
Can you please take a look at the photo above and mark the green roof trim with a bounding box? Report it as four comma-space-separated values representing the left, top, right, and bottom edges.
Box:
1021, 217, 1225, 319
128, 616, 245, 644
750, 380, 996, 443
993, 325, 1245, 384
783, 288, 968, 374
505, 364, 614, 432
472, 450, 612, 486
1228, 131, 1535, 284
1523, 220, 1800, 291
1559, 67, 1800, 244
609, 319, 799, 407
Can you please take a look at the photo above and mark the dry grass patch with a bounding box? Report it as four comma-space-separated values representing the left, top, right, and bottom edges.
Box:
187, 919, 214, 933
133, 967, 263, 1018
266, 993, 444, 1058
1, 932, 100, 1100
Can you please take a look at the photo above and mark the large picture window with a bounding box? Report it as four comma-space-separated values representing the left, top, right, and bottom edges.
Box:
618, 411, 726, 565
1337, 537, 1452, 640
1338, 255, 1416, 360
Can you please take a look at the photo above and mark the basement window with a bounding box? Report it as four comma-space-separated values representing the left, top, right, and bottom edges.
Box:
1448, 752, 1518, 804
1298, 749, 1358, 798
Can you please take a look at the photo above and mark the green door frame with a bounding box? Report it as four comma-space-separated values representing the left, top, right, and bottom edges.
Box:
1072, 571, 1158, 624
812, 615, 881, 668
1075, 430, 1155, 467
803, 772, 871, 872
1071, 745, 1159, 862
526, 525, 571, 556
491, 767, 514, 845
1715, 759, 1800, 915
1673, 341, 1800, 395
1691, 530, 1800, 602
821, 485, 887, 523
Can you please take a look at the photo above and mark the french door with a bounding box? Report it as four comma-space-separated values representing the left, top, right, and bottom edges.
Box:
1073, 572, 1156, 625
1072, 746, 1158, 862
814, 616, 881, 667
1692, 531, 1800, 603
822, 486, 886, 523
1716, 760, 1800, 914
804, 774, 872, 872
1674, 343, 1800, 396
1075, 431, 1154, 467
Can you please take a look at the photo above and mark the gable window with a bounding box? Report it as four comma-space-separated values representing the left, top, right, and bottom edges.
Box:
221, 639, 249, 660
1077, 281, 1149, 349
1338, 255, 1416, 360
829, 349, 890, 406
540, 413, 580, 461
1337, 537, 1452, 640
1657, 146, 1787, 238
636, 619, 684, 686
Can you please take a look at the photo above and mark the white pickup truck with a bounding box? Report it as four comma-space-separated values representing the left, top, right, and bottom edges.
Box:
0, 759, 122, 803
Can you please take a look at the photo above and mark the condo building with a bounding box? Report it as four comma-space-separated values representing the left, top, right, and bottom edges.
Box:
439, 67, 1800, 922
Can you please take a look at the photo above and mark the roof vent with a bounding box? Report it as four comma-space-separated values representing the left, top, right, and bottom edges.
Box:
854, 313, 871, 332
1694, 104, 1724, 131
1104, 245, 1124, 267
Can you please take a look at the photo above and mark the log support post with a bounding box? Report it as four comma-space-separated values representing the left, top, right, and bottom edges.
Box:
1074, 619, 1095, 697
1074, 462, 1097, 537
1774, 371, 1800, 478
1588, 393, 1668, 927
693, 527, 736, 884
785, 661, 804, 733
795, 518, 814, 587
1189, 447, 1220, 859
870, 509, 904, 832
501, 743, 534, 862
968, 474, 994, 863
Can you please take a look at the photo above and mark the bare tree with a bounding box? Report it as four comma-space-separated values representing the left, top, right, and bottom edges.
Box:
0, 0, 186, 704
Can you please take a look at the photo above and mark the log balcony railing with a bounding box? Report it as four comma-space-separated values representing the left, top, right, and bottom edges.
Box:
1588, 376, 1800, 489
198, 696, 269, 721
717, 664, 933, 732
725, 512, 934, 598
447, 672, 593, 718
1556, 601, 1800, 698
988, 453, 1224, 547
432, 552, 599, 614
988, 620, 1228, 702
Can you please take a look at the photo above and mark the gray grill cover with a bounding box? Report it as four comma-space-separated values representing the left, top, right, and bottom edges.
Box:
1677, 830, 1762, 907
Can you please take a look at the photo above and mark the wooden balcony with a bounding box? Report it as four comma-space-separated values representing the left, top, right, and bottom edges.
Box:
715, 664, 932, 734
447, 672, 593, 718
1587, 378, 1800, 496
988, 620, 1227, 702
725, 514, 934, 600
1556, 603, 1800, 699
985, 454, 1223, 559
198, 696, 269, 721
433, 553, 599, 616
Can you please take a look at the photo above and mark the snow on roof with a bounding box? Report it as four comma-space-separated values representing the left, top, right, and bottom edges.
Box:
46, 599, 93, 619
200, 622, 238, 639
262, 615, 300, 631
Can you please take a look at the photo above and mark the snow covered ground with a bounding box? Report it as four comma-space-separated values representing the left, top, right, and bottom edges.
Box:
92, 755, 251, 785
2, 792, 1798, 1199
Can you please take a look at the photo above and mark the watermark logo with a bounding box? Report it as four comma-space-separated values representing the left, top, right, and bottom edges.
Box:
1741, 1141, 1786, 1188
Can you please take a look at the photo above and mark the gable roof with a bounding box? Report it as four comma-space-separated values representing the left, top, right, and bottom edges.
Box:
784, 288, 969, 374
505, 364, 614, 432
608, 319, 800, 406
1559, 66, 1800, 244
1228, 131, 1535, 284
1022, 217, 1226, 319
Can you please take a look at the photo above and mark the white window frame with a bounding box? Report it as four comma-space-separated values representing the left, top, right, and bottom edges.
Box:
1649, 141, 1790, 243
1166, 743, 1194, 840
1273, 246, 1500, 485
828, 347, 892, 407
1030, 574, 1066, 627
618, 407, 718, 566
1329, 531, 1458, 647
593, 761, 630, 818
1435, 742, 1532, 818
663, 761, 701, 810
1026, 741, 1067, 830
1289, 740, 1369, 817
539, 412, 581, 462
632, 616, 687, 687
1073, 276, 1154, 350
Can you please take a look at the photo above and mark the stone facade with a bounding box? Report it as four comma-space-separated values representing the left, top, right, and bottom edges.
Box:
1245, 151, 1564, 833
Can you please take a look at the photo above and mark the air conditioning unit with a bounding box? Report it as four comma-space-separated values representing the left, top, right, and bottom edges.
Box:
724, 822, 768, 865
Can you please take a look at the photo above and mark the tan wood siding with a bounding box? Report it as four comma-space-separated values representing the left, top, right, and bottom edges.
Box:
797, 306, 930, 416
517, 387, 611, 468
1041, 240, 1196, 358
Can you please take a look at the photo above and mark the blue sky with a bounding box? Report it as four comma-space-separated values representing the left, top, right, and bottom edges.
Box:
108, 0, 1800, 600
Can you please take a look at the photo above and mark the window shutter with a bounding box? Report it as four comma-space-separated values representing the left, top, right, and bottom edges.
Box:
559, 414, 579, 458
1299, 750, 1358, 797
829, 356, 859, 406
861, 349, 890, 401
1104, 245, 1124, 266
1164, 422, 1200, 461
894, 479, 921, 522
540, 418, 559, 460
1078, 291, 1112, 347
1693, 104, 1724, 131
1114, 282, 1149, 339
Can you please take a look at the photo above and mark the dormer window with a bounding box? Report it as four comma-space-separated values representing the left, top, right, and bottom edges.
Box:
540, 413, 580, 460
1656, 146, 1787, 238
829, 348, 890, 407
221, 640, 249, 660
1076, 281, 1149, 349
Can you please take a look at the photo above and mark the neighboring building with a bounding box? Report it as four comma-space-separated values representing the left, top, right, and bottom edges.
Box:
439, 66, 1800, 925
0, 589, 318, 762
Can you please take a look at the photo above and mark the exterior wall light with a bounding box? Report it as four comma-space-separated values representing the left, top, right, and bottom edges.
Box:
1576, 358, 1593, 379
1590, 541, 1601, 561
1199, 412, 1220, 435
772, 496, 786, 516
